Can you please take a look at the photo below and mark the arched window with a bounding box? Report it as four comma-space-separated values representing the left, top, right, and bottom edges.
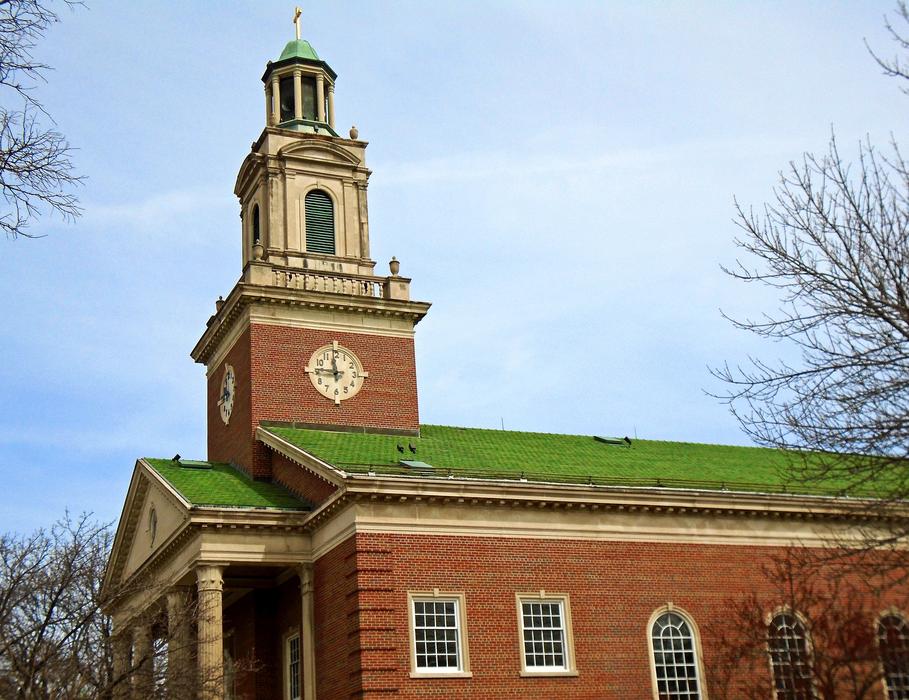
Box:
252, 203, 261, 244
879, 613, 909, 699
650, 610, 703, 699
767, 612, 814, 700
305, 189, 335, 254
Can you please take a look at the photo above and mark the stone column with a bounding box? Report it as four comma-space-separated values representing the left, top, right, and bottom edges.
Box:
196, 564, 225, 700
111, 632, 132, 700
265, 85, 272, 126
167, 586, 194, 697
132, 623, 154, 698
357, 182, 370, 259
271, 76, 281, 125
316, 74, 325, 123
299, 564, 316, 700
293, 69, 303, 121
327, 85, 335, 129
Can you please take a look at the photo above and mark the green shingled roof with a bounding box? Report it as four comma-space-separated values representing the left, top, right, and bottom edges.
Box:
264, 424, 852, 496
144, 459, 308, 510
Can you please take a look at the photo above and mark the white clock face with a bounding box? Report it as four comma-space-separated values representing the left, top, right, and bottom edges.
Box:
305, 342, 368, 405
218, 364, 236, 424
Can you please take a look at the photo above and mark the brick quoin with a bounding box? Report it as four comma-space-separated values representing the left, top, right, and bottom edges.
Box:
304, 531, 904, 700
208, 322, 419, 478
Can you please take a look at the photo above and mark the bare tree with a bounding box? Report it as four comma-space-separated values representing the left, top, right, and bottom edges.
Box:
0, 513, 256, 699
0, 513, 118, 698
0, 0, 83, 239
713, 5, 909, 503
710, 551, 908, 700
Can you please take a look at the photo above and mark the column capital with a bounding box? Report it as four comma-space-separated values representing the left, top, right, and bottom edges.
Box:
196, 564, 225, 593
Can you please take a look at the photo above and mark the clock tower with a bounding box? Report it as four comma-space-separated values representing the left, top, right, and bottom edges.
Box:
191, 24, 430, 478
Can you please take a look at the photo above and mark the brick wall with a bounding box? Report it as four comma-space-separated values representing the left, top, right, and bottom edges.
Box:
272, 452, 339, 506
314, 536, 360, 699
248, 324, 419, 434
309, 531, 904, 700
224, 577, 302, 699
208, 328, 255, 472
208, 323, 419, 478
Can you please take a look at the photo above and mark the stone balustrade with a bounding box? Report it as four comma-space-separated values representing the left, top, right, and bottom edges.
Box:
244, 260, 411, 301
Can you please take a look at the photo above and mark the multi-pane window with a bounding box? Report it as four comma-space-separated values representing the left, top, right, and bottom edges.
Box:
412, 598, 463, 672
650, 611, 702, 699
519, 599, 569, 672
286, 633, 300, 700
879, 613, 909, 699
768, 612, 814, 700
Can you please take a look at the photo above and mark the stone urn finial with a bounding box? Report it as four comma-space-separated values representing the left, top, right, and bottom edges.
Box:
252, 240, 264, 261
215, 296, 225, 312
389, 256, 400, 276
349, 125, 359, 139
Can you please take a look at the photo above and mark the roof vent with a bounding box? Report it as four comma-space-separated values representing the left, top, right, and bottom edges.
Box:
594, 436, 632, 447
180, 460, 213, 470
400, 460, 434, 471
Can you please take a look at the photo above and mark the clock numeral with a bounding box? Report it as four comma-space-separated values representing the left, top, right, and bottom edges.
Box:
317, 378, 322, 385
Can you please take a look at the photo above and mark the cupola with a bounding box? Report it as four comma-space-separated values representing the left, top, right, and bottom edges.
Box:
262, 8, 338, 135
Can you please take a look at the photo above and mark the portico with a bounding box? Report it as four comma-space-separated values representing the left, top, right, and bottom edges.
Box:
103, 458, 316, 699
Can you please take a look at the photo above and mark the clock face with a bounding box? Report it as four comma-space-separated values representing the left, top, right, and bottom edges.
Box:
219, 364, 236, 424
305, 342, 369, 405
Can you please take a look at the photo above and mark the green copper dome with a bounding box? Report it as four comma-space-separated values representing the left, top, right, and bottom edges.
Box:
278, 39, 319, 62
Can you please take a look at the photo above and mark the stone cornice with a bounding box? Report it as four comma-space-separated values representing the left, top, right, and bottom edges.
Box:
191, 281, 431, 365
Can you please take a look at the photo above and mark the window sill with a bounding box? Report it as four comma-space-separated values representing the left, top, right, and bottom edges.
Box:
520, 669, 579, 678
410, 671, 473, 679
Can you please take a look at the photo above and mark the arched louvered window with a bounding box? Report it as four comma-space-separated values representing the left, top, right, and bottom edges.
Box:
879, 613, 909, 699
305, 189, 335, 254
650, 611, 702, 699
768, 612, 814, 700
252, 204, 261, 244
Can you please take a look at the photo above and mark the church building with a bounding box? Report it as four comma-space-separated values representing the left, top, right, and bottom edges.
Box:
103, 19, 909, 700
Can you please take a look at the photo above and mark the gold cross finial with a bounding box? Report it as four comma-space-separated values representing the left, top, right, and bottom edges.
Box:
294, 7, 302, 40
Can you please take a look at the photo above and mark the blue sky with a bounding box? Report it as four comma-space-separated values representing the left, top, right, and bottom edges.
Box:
1, 1, 906, 532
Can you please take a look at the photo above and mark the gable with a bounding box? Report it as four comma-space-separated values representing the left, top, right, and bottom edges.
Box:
104, 461, 192, 593
277, 140, 361, 166
121, 474, 188, 580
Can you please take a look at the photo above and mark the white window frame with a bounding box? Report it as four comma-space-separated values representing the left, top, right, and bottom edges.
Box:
765, 608, 816, 700
407, 590, 472, 678
646, 604, 708, 700
515, 591, 578, 677
877, 609, 909, 700
283, 629, 301, 700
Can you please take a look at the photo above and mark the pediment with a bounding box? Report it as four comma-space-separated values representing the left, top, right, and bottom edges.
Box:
277, 140, 361, 166
104, 461, 191, 592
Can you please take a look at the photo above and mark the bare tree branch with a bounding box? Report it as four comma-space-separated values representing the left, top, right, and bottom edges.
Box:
0, 0, 83, 239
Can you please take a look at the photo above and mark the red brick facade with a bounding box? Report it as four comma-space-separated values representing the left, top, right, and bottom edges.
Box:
296, 531, 900, 699
208, 322, 419, 477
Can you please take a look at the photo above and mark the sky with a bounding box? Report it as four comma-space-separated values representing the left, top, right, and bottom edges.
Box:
1, 1, 907, 532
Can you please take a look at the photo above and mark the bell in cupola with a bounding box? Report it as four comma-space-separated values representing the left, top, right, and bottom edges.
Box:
263, 6, 338, 135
